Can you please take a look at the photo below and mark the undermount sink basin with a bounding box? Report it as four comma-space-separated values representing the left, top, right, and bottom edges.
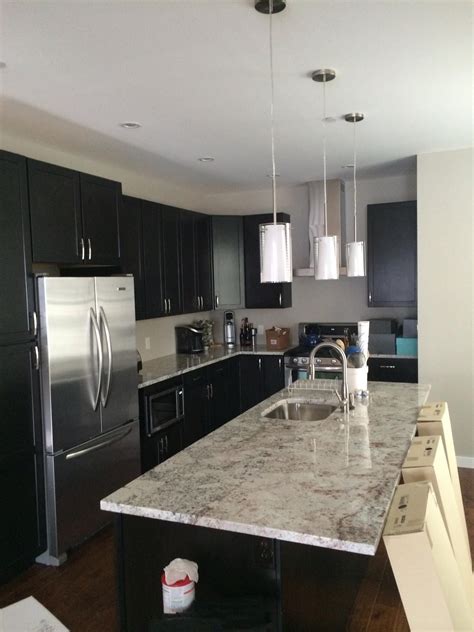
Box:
261, 398, 337, 421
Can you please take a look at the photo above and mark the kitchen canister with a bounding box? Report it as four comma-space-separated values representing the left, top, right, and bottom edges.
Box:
347, 365, 368, 393
162, 558, 199, 614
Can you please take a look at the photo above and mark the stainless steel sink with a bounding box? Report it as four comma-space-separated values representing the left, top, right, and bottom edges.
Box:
261, 398, 337, 421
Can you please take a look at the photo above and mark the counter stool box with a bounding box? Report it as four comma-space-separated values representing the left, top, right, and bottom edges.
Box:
383, 482, 473, 632
402, 436, 472, 599
416, 401, 467, 549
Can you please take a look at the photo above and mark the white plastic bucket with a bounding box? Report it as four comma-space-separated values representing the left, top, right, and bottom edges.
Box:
161, 573, 195, 614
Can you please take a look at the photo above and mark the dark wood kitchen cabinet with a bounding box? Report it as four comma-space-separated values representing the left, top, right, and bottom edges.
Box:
180, 211, 213, 313
28, 158, 121, 266
0, 342, 45, 582
0, 150, 35, 344
161, 205, 182, 316
240, 355, 285, 413
367, 200, 417, 307
212, 215, 245, 310
243, 213, 292, 309
120, 196, 146, 320
182, 369, 209, 448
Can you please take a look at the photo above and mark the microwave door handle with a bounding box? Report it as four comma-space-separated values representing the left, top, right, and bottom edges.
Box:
90, 308, 103, 411
99, 307, 113, 407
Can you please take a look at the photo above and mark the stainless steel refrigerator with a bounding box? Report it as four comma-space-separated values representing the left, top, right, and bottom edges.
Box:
35, 276, 140, 565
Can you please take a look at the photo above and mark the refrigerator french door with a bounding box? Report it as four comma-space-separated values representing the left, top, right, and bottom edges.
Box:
36, 276, 140, 565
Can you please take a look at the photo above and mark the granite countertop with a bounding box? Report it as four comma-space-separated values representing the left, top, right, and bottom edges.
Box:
139, 344, 293, 389
102, 381, 430, 555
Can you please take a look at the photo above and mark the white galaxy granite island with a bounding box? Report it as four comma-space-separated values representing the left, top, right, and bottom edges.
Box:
102, 381, 429, 630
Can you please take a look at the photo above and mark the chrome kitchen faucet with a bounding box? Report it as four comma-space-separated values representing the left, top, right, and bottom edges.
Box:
308, 341, 350, 413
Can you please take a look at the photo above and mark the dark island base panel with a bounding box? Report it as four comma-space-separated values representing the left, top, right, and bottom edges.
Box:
116, 515, 369, 631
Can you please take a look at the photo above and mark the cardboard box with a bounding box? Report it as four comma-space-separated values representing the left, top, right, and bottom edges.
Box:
402, 436, 472, 598
265, 327, 290, 350
416, 401, 469, 553
383, 482, 473, 631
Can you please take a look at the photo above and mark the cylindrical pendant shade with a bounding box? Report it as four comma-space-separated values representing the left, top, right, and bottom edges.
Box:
259, 222, 292, 283
314, 235, 339, 280
346, 241, 365, 277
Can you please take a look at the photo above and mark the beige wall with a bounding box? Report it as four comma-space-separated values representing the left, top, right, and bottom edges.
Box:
203, 173, 417, 345
417, 148, 474, 462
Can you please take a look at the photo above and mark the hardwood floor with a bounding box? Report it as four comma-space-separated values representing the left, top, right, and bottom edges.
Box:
0, 468, 472, 631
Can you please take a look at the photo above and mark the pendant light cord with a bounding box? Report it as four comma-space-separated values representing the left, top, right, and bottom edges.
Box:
322, 77, 328, 237
353, 119, 357, 242
269, 0, 277, 224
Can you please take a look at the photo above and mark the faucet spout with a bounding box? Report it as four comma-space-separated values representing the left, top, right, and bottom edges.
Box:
308, 341, 349, 413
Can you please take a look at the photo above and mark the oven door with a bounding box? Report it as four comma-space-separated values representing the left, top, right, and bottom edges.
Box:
146, 386, 184, 437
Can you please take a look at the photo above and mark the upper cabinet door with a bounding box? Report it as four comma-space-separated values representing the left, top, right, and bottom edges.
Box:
120, 196, 146, 320
367, 201, 417, 307
0, 151, 34, 344
212, 216, 245, 310
160, 205, 182, 316
180, 210, 197, 313
141, 201, 164, 318
243, 213, 292, 309
80, 174, 121, 266
195, 214, 213, 311
28, 159, 82, 264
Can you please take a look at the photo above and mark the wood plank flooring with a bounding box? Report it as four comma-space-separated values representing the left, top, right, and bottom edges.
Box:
0, 468, 472, 631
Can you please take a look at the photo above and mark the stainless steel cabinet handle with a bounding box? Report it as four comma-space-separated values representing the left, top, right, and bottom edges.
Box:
167, 298, 171, 314
80, 237, 85, 261
99, 307, 113, 407
215, 295, 219, 308
66, 425, 132, 460
279, 292, 282, 306
164, 435, 169, 454
200, 296, 203, 309
176, 388, 185, 418
87, 238, 92, 261
32, 345, 40, 371
31, 311, 38, 337
258, 358, 262, 370
210, 383, 214, 399
164, 298, 168, 314
369, 292, 372, 303
159, 437, 164, 459
206, 384, 210, 400
278, 357, 282, 369
90, 308, 103, 411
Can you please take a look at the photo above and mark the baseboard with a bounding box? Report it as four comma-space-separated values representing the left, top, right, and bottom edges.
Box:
457, 456, 474, 469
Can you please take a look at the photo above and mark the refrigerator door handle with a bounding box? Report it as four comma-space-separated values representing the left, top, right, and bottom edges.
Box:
99, 306, 113, 407
90, 308, 103, 411
65, 425, 133, 460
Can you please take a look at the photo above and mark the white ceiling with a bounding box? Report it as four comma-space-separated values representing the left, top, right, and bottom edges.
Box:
1, 0, 472, 193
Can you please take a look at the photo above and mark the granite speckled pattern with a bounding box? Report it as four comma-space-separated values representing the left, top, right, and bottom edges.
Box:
102, 381, 430, 555
139, 345, 291, 389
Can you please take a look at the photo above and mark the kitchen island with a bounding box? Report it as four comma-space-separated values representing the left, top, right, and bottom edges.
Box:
101, 381, 429, 630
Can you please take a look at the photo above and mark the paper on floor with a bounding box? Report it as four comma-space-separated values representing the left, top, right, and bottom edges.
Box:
1, 596, 69, 632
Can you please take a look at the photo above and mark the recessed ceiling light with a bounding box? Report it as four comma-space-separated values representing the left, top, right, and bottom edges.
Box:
0, 62, 6, 70
120, 121, 142, 129
198, 157, 215, 162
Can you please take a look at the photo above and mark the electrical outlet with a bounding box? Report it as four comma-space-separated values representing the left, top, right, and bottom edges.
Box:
145, 337, 151, 350
257, 324, 264, 335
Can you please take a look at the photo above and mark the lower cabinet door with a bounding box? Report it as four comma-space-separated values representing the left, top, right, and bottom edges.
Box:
142, 421, 183, 472
239, 356, 264, 413
183, 370, 209, 447
263, 356, 285, 398
209, 362, 228, 432
0, 452, 42, 581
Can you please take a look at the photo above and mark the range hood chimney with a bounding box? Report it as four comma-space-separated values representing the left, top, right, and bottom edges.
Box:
294, 179, 347, 277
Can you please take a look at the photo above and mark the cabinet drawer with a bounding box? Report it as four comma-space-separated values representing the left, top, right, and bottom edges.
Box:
368, 357, 418, 383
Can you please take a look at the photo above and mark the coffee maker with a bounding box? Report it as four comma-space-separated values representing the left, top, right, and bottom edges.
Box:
223, 311, 236, 347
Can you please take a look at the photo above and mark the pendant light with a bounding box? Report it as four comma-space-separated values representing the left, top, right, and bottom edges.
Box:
257, 0, 292, 284
344, 112, 365, 277
312, 69, 339, 280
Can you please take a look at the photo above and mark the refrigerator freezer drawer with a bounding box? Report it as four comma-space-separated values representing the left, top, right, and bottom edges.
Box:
41, 421, 140, 563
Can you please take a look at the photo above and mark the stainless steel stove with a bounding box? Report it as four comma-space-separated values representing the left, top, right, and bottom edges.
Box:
284, 322, 358, 384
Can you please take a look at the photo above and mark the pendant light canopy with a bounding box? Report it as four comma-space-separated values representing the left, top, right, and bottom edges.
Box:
312, 69, 339, 280
344, 112, 365, 277
257, 0, 292, 284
